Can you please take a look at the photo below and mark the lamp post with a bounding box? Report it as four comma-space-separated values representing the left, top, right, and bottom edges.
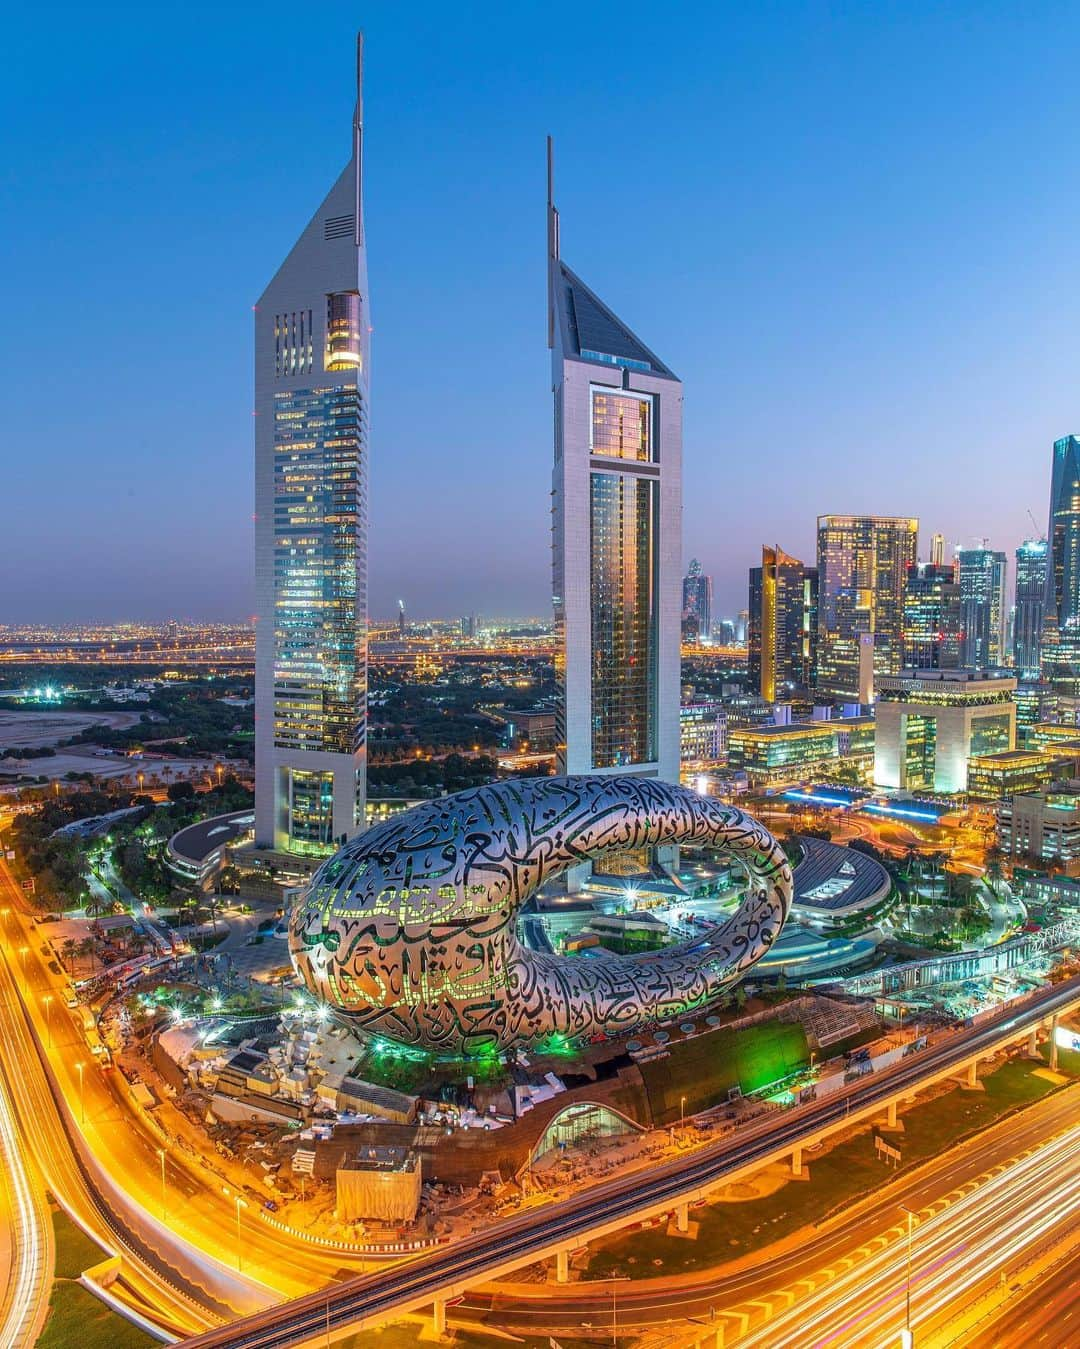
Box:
43, 995, 54, 1048
680, 1095, 687, 1128
223, 1187, 246, 1270
18, 946, 28, 991
610, 1275, 630, 1345
157, 1149, 167, 1220
75, 1062, 85, 1125
899, 1204, 918, 1348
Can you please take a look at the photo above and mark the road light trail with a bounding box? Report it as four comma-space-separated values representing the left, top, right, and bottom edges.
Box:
0, 1041, 52, 1347
730, 1122, 1080, 1347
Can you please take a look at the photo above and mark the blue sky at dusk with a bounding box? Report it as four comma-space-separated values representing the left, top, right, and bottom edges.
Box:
3, 1, 1078, 623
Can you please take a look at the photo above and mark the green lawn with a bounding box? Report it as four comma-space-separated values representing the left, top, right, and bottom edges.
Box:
37, 1208, 153, 1349
583, 1056, 1067, 1281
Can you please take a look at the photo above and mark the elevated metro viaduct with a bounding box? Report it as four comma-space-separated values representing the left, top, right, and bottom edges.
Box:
179, 972, 1080, 1348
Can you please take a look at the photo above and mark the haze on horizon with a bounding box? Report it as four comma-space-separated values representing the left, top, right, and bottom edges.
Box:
3, 1, 1077, 626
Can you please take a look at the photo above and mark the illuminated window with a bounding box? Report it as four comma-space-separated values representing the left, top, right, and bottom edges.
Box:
590, 390, 653, 463
326, 292, 363, 372
590, 472, 657, 766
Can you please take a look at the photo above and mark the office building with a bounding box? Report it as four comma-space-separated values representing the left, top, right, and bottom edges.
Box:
873, 669, 1016, 794
999, 787, 1080, 870
968, 749, 1080, 803
548, 142, 681, 786
956, 545, 1007, 667
682, 559, 712, 642
680, 699, 726, 766
254, 37, 370, 856
1042, 436, 1080, 692
903, 562, 962, 670
816, 516, 918, 702
748, 546, 817, 700
929, 532, 946, 567
727, 716, 874, 789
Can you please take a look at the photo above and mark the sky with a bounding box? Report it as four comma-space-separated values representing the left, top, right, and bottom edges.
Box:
2, 1, 1078, 624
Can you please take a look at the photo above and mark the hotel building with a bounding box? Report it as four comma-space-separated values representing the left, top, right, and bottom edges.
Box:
548, 142, 681, 788
254, 37, 370, 855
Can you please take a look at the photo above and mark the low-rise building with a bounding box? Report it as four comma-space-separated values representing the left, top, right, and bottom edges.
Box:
874, 669, 1016, 794
727, 717, 873, 789
967, 749, 1062, 801
998, 787, 1080, 871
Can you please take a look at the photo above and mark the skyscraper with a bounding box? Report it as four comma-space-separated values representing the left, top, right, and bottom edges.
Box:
682, 559, 713, 642
929, 532, 946, 567
748, 546, 817, 700
1042, 435, 1080, 693
816, 516, 918, 702
548, 141, 681, 787
903, 561, 962, 670
1013, 538, 1048, 675
254, 36, 370, 856
956, 545, 1007, 667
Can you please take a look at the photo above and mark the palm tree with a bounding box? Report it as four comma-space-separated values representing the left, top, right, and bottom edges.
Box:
76, 936, 95, 976
60, 938, 77, 973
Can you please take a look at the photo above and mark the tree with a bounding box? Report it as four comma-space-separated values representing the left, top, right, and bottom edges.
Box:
167, 780, 196, 803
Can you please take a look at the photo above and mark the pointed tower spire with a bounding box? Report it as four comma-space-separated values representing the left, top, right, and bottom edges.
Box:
547, 136, 559, 349
353, 32, 364, 245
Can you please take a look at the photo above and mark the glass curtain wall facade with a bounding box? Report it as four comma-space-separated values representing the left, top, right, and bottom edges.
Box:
903, 562, 962, 670
956, 547, 1007, 667
590, 468, 658, 766
1042, 435, 1080, 693
1013, 539, 1048, 676
748, 546, 817, 700
682, 558, 712, 641
254, 37, 370, 856
816, 516, 918, 702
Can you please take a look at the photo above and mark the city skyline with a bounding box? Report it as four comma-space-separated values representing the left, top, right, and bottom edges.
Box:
4, 4, 1080, 622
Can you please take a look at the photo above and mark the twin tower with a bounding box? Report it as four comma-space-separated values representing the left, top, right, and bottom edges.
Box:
254, 39, 682, 861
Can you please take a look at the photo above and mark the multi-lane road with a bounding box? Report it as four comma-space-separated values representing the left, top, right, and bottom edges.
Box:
458, 1082, 1080, 1341
180, 974, 1080, 1348
0, 842, 368, 1337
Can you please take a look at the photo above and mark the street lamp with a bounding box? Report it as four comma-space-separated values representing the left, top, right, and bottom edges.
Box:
18, 946, 28, 991
157, 1149, 167, 1220
75, 1062, 85, 1125
223, 1187, 247, 1270
680, 1095, 687, 1128
899, 1204, 918, 1348
610, 1275, 630, 1345
43, 995, 54, 1048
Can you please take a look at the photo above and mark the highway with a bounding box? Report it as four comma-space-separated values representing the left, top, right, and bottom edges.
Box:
966, 1245, 1080, 1348
179, 972, 1080, 1348
731, 1103, 1079, 1346
457, 1082, 1080, 1337
0, 1010, 53, 1347
0, 845, 367, 1336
